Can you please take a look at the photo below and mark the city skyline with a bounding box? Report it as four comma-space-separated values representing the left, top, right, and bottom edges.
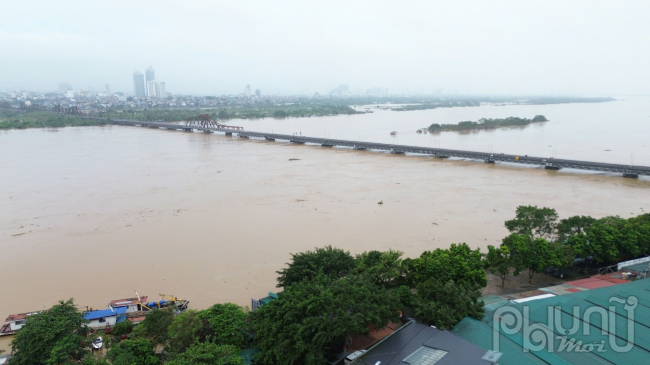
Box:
2, 1, 649, 96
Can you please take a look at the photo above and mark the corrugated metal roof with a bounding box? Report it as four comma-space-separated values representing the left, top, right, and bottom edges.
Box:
109, 296, 148, 307
454, 279, 650, 365
4, 311, 40, 323
361, 321, 493, 365
83, 307, 127, 320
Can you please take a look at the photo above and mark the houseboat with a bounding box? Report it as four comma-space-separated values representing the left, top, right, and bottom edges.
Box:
0, 311, 41, 336
1, 293, 189, 335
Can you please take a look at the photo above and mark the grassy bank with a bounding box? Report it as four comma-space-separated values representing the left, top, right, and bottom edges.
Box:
0, 111, 108, 130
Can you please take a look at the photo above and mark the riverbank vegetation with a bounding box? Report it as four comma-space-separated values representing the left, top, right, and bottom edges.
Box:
8, 206, 649, 364
391, 99, 480, 111
428, 115, 548, 132
101, 103, 359, 123
0, 111, 108, 130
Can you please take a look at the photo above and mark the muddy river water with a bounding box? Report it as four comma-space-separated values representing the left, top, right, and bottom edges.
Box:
1, 97, 649, 349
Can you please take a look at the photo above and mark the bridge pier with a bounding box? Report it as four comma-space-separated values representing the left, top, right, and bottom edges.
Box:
321, 144, 334, 147
203, 130, 213, 133
545, 165, 561, 170
290, 140, 306, 144
353, 146, 366, 150
183, 128, 192, 132
239, 135, 249, 139
225, 132, 232, 136
265, 137, 275, 141
623, 173, 639, 178
433, 153, 449, 158
390, 149, 405, 154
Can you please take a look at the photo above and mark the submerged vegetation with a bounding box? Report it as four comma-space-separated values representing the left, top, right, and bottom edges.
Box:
391, 100, 480, 111
428, 115, 548, 132
0, 111, 108, 130
101, 103, 359, 122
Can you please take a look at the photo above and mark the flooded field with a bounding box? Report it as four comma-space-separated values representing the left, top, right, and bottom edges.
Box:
1, 98, 649, 350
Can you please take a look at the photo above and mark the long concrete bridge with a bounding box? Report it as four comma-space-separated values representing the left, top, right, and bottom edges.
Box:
106, 118, 649, 178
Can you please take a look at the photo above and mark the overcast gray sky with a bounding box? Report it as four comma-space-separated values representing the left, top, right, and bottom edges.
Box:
1, 0, 649, 96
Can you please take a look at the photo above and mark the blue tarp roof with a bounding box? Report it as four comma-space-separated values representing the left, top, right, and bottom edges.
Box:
83, 307, 127, 320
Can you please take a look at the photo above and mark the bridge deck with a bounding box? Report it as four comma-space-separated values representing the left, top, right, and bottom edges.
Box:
106, 118, 650, 177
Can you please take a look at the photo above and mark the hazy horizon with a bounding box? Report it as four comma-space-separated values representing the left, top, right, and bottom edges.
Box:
1, 0, 649, 96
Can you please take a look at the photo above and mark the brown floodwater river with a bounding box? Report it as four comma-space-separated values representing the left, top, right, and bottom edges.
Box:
1, 97, 649, 350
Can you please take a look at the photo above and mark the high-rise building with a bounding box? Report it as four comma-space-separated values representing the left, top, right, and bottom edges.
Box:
133, 71, 146, 97
158, 82, 167, 98
329, 84, 350, 96
145, 66, 155, 83
58, 82, 72, 92
147, 80, 158, 98
244, 85, 251, 96
105, 84, 111, 95
255, 89, 261, 97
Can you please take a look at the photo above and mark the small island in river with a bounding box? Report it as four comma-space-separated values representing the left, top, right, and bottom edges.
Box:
428, 115, 548, 133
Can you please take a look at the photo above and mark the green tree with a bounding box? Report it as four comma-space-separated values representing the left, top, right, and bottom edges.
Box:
610, 218, 641, 260
273, 110, 287, 118
412, 279, 484, 329
404, 243, 486, 288
585, 223, 620, 263
252, 274, 400, 364
505, 205, 558, 240
354, 249, 404, 288
276, 246, 356, 288
199, 303, 250, 349
217, 109, 231, 120
106, 339, 159, 365
167, 343, 244, 365
567, 233, 592, 263
134, 308, 174, 343
557, 215, 596, 241
112, 320, 134, 336
167, 310, 212, 356
486, 245, 512, 288
502, 234, 560, 283
45, 334, 90, 365
11, 299, 90, 365
630, 215, 650, 255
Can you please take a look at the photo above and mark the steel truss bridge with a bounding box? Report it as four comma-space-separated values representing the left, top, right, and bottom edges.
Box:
80, 118, 650, 178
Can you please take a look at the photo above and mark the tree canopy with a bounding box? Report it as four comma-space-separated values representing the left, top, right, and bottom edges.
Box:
353, 249, 405, 288
199, 303, 250, 348
134, 308, 175, 344
501, 233, 562, 283
11, 299, 90, 365
252, 274, 400, 364
557, 215, 596, 241
486, 245, 512, 288
411, 279, 484, 330
404, 243, 486, 288
167, 309, 212, 356
106, 339, 159, 365
166, 343, 244, 365
505, 205, 558, 240
276, 245, 356, 288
